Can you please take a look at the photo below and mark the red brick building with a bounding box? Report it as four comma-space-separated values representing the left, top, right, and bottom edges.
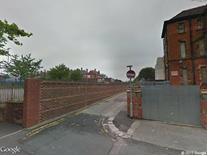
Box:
162, 5, 207, 85
82, 68, 105, 82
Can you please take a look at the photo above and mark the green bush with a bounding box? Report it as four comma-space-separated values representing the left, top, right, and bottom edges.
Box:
70, 69, 83, 81
47, 64, 70, 80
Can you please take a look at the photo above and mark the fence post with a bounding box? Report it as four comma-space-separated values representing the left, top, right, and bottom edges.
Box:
23, 79, 41, 128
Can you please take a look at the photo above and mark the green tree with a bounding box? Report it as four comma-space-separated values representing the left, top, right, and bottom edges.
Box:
0, 20, 32, 56
70, 69, 83, 81
47, 64, 70, 80
135, 67, 155, 81
2, 54, 42, 80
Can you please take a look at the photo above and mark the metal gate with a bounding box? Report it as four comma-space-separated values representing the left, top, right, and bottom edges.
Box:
141, 85, 200, 126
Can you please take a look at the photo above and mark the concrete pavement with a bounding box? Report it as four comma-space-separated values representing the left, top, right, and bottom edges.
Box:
131, 120, 207, 152
0, 122, 22, 138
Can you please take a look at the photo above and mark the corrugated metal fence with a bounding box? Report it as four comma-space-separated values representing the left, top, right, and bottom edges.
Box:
141, 81, 201, 126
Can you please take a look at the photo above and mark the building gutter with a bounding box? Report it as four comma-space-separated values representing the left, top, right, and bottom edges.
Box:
165, 34, 170, 81
189, 18, 196, 84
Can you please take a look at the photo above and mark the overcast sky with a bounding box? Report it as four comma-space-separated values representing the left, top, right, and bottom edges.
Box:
0, 0, 206, 80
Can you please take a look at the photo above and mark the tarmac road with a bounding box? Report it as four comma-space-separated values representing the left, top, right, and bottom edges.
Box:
0, 93, 181, 155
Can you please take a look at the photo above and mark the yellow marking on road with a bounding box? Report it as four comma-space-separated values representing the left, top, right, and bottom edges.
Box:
26, 118, 65, 137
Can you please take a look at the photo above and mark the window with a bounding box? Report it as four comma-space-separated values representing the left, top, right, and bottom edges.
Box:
178, 22, 185, 33
179, 41, 186, 58
200, 66, 207, 83
182, 69, 188, 85
197, 17, 203, 30
195, 39, 206, 56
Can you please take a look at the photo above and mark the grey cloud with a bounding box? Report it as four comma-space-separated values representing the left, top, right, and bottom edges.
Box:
0, 0, 206, 80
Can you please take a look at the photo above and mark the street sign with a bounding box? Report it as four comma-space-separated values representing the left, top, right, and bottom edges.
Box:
126, 70, 135, 79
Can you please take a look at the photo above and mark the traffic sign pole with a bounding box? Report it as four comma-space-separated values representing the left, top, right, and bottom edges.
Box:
126, 65, 135, 118
129, 77, 133, 118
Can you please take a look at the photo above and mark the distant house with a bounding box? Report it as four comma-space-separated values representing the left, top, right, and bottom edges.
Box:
82, 68, 104, 82
155, 57, 165, 80
81, 68, 120, 83
161, 5, 207, 85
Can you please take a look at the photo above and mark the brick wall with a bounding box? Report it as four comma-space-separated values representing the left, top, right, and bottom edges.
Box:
23, 79, 127, 127
5, 102, 23, 124
164, 15, 206, 85
200, 84, 207, 129
23, 79, 41, 127
0, 105, 4, 122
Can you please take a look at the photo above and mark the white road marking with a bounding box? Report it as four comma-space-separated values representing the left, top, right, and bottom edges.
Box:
0, 129, 24, 140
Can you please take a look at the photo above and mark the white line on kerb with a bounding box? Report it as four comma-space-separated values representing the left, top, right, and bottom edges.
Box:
0, 129, 24, 140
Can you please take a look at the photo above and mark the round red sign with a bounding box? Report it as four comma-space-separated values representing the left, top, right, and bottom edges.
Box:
126, 70, 135, 78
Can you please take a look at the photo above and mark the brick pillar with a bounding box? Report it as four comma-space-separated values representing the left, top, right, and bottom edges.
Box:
127, 87, 143, 119
200, 84, 207, 129
23, 79, 41, 128
133, 90, 143, 119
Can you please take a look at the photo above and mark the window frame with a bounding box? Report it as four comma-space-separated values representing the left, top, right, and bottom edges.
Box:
198, 40, 205, 56
199, 65, 207, 84
182, 68, 188, 85
177, 22, 185, 34
179, 41, 187, 59
194, 38, 206, 57
196, 17, 203, 30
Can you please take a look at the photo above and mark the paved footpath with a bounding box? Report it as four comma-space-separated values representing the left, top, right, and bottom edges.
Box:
0, 93, 184, 155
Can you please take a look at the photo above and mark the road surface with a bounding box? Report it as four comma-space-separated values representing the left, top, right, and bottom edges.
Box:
0, 93, 181, 155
